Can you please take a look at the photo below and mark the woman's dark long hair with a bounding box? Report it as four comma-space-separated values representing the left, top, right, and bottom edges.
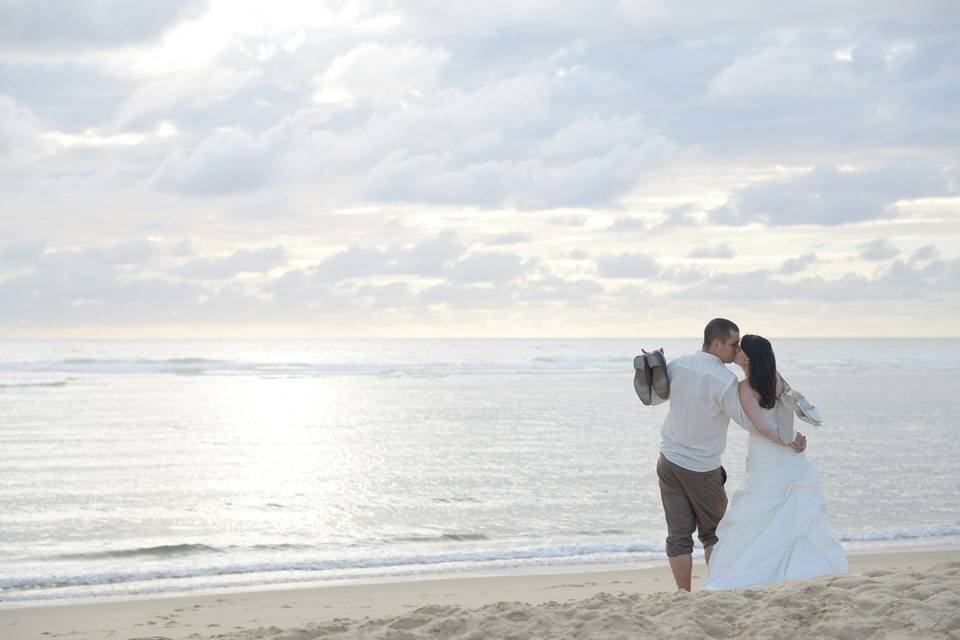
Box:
741, 334, 777, 409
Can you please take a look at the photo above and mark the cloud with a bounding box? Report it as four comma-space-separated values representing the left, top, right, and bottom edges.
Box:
489, 232, 531, 245
229, 196, 294, 220
356, 81, 679, 208
780, 253, 817, 274
0, 3, 958, 335
537, 114, 649, 161
910, 245, 938, 262
0, 0, 208, 51
169, 240, 195, 257
176, 246, 287, 278
417, 275, 605, 308
86, 240, 160, 265
595, 253, 659, 278
549, 215, 588, 227
148, 105, 338, 196
0, 239, 45, 263
671, 257, 960, 304
0, 242, 201, 324
656, 266, 705, 284
709, 40, 856, 101
519, 276, 604, 302
309, 235, 532, 285
114, 67, 261, 128
418, 282, 516, 308
311, 231, 467, 282
711, 165, 951, 226
689, 244, 734, 259
16, 241, 160, 272
607, 216, 646, 232
310, 246, 393, 282
313, 42, 451, 105
151, 129, 274, 195
0, 94, 44, 154
647, 204, 699, 232
858, 238, 899, 261
392, 231, 467, 275
445, 252, 531, 283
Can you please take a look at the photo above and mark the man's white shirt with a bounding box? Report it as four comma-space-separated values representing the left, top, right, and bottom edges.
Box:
658, 351, 757, 472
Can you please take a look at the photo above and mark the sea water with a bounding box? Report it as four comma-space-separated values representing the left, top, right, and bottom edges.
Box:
1, 338, 958, 606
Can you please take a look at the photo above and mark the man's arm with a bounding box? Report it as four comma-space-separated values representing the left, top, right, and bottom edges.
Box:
720, 379, 782, 444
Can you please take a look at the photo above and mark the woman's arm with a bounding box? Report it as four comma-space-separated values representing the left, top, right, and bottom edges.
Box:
738, 380, 787, 444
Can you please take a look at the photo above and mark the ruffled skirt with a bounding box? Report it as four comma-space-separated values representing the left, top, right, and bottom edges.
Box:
702, 437, 847, 590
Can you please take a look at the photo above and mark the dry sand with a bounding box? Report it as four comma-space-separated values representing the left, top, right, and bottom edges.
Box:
2, 549, 958, 639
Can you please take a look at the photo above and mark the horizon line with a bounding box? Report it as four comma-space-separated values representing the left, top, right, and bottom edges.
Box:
1, 335, 958, 341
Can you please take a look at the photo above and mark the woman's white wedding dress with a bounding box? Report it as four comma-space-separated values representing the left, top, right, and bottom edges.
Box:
702, 386, 847, 590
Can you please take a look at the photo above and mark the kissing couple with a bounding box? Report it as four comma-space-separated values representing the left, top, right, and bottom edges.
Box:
640, 318, 847, 591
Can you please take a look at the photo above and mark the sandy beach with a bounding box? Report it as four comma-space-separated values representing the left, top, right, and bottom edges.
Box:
1, 549, 957, 639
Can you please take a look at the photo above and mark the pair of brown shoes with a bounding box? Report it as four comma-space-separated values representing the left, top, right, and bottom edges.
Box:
633, 348, 670, 405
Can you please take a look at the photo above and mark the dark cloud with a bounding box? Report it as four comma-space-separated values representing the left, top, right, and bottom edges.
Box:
0, 1, 208, 50
711, 165, 951, 226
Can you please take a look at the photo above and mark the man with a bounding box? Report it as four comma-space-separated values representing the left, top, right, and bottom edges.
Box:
654, 318, 806, 591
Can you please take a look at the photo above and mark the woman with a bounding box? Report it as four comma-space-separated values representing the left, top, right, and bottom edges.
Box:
702, 334, 847, 590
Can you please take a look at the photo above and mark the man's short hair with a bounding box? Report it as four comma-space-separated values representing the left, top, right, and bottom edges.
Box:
702, 318, 739, 349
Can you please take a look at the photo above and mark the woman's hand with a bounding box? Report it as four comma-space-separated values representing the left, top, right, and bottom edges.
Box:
789, 432, 807, 452
734, 349, 750, 371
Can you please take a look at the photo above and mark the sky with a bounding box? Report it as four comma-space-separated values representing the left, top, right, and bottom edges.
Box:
0, 0, 958, 338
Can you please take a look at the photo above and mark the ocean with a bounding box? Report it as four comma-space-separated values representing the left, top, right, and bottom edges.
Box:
1, 338, 958, 606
